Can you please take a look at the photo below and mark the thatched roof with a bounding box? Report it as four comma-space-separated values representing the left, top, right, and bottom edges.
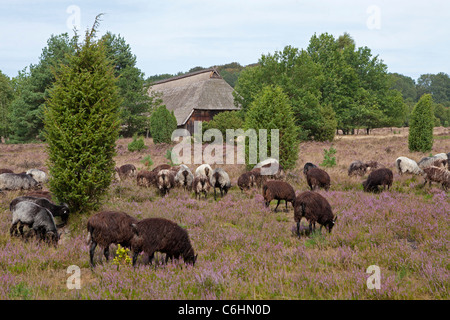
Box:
148, 68, 239, 126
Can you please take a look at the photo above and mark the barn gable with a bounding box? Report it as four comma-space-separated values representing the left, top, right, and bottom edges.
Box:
147, 68, 240, 134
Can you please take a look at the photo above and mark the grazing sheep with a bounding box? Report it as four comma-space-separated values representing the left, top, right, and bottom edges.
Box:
86, 211, 138, 267
237, 171, 256, 191
0, 173, 41, 191
0, 168, 14, 174
422, 166, 450, 191
362, 168, 393, 192
192, 175, 210, 199
262, 180, 296, 212
294, 191, 336, 234
152, 164, 172, 173
10, 196, 69, 227
24, 190, 53, 201
26, 169, 48, 184
137, 170, 156, 188
303, 162, 318, 176
210, 168, 231, 200
305, 167, 330, 191
348, 160, 368, 177
174, 165, 194, 190
395, 157, 423, 175
418, 153, 448, 170
432, 158, 448, 169
115, 164, 137, 181
130, 217, 197, 266
156, 169, 176, 196
249, 168, 266, 188
10, 201, 59, 245
195, 164, 213, 179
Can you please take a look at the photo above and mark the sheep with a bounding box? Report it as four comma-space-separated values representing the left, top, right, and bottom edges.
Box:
365, 161, 384, 172
0, 173, 41, 191
347, 160, 368, 177
26, 169, 48, 184
10, 196, 69, 227
262, 180, 296, 212
115, 164, 137, 181
303, 162, 318, 176
395, 157, 423, 175
156, 169, 176, 196
209, 167, 231, 200
86, 211, 138, 267
237, 171, 256, 191
152, 164, 172, 173
432, 158, 448, 169
362, 168, 393, 192
0, 168, 14, 174
174, 165, 194, 190
24, 190, 53, 201
305, 167, 330, 191
195, 164, 213, 179
422, 166, 450, 191
192, 175, 210, 199
10, 201, 59, 246
249, 168, 266, 188
136, 170, 156, 188
294, 191, 336, 234
130, 217, 197, 266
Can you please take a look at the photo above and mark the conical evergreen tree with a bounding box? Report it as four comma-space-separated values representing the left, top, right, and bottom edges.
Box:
43, 15, 121, 213
408, 94, 434, 152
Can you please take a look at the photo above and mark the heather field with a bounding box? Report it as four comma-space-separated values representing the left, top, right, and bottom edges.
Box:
0, 127, 449, 300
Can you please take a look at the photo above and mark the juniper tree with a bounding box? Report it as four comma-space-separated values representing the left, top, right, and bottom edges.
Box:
149, 105, 177, 144
408, 94, 434, 152
43, 15, 121, 213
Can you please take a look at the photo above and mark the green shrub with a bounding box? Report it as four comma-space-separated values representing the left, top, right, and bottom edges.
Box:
408, 94, 434, 152
150, 105, 177, 144
128, 135, 146, 152
140, 154, 154, 169
320, 145, 337, 167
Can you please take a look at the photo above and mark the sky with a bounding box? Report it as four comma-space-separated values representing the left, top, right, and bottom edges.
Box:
1, 0, 449, 81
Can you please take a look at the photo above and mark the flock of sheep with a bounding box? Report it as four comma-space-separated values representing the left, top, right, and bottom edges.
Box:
1, 150, 449, 268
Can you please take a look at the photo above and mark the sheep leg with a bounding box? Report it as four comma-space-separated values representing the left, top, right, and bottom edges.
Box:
220, 188, 224, 198
10, 221, 19, 237
103, 246, 110, 261
132, 250, 140, 266
285, 200, 288, 212
274, 200, 281, 212
296, 221, 301, 236
214, 188, 217, 200
89, 241, 97, 267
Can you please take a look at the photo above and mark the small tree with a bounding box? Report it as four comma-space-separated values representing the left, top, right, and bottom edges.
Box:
149, 105, 177, 144
408, 94, 434, 152
43, 15, 121, 213
244, 85, 299, 170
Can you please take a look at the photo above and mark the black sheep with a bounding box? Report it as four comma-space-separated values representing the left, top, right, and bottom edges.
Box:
130, 217, 197, 266
294, 191, 336, 234
303, 162, 318, 176
262, 180, 296, 212
362, 168, 393, 192
306, 167, 330, 191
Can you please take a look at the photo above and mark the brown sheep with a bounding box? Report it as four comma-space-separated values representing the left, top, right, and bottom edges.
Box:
130, 217, 197, 266
24, 190, 53, 201
137, 170, 156, 188
192, 175, 210, 199
262, 180, 296, 212
362, 168, 393, 192
86, 211, 138, 267
237, 171, 255, 192
306, 167, 330, 191
303, 162, 318, 176
294, 191, 336, 234
250, 168, 266, 188
422, 166, 450, 191
152, 164, 172, 173
115, 164, 137, 181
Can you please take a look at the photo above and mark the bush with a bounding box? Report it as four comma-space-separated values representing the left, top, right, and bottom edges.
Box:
43, 16, 121, 213
320, 145, 337, 167
150, 105, 177, 144
408, 94, 434, 152
140, 154, 154, 169
128, 135, 146, 152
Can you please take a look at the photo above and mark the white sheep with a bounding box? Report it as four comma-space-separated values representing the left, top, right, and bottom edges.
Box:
395, 157, 423, 175
209, 167, 231, 200
175, 164, 194, 190
418, 153, 448, 170
195, 164, 213, 179
26, 169, 48, 184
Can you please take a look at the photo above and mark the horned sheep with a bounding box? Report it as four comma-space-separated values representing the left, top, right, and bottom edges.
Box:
86, 211, 138, 267
294, 191, 336, 234
262, 180, 296, 212
210, 167, 231, 200
130, 217, 197, 266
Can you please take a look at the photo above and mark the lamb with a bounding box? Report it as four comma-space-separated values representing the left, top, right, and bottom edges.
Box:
115, 164, 137, 181
294, 191, 336, 234
195, 164, 213, 179
262, 180, 296, 212
237, 171, 256, 191
130, 217, 197, 266
347, 160, 368, 177
174, 165, 194, 190
192, 174, 210, 199
136, 170, 156, 188
26, 169, 48, 184
303, 162, 318, 176
422, 166, 450, 191
0, 172, 41, 191
156, 169, 176, 196
362, 168, 393, 192
86, 211, 138, 267
395, 157, 423, 175
10, 196, 69, 227
10, 201, 59, 245
305, 167, 330, 191
209, 167, 231, 200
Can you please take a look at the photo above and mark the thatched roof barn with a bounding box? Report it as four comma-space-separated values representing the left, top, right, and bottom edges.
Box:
148, 68, 240, 134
